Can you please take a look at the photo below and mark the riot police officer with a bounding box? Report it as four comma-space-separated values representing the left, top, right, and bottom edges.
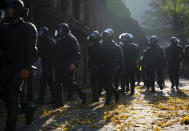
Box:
54, 23, 86, 107
98, 29, 124, 105
166, 37, 183, 89
142, 36, 164, 92
119, 33, 138, 95
36, 26, 56, 105
0, 0, 37, 130
87, 31, 101, 102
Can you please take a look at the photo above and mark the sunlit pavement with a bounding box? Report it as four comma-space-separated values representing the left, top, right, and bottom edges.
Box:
1, 79, 189, 131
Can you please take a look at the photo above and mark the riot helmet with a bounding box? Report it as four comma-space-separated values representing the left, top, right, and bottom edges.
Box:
87, 31, 101, 43
119, 33, 133, 43
149, 36, 158, 46
6, 0, 29, 21
55, 23, 70, 38
101, 28, 114, 42
38, 26, 49, 38
170, 37, 180, 45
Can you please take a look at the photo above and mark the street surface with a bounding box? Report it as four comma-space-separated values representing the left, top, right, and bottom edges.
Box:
1, 79, 189, 131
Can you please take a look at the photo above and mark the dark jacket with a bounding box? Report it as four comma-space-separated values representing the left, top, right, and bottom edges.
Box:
99, 41, 124, 74
88, 42, 101, 71
54, 33, 80, 67
166, 44, 183, 67
0, 19, 37, 71
142, 44, 164, 71
120, 42, 138, 67
37, 36, 56, 65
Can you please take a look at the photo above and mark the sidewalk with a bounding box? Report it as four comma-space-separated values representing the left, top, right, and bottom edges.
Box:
1, 79, 189, 131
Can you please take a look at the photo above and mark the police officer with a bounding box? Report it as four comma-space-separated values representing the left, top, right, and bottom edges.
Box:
36, 26, 56, 105
166, 37, 183, 89
0, 0, 37, 130
98, 29, 124, 105
142, 36, 164, 92
113, 41, 125, 93
119, 33, 138, 95
87, 31, 101, 102
54, 23, 86, 107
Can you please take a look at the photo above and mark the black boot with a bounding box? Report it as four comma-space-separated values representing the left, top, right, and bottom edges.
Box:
171, 83, 175, 89
81, 93, 87, 104
159, 84, 163, 90
151, 87, 155, 93
22, 103, 37, 125
115, 93, 119, 103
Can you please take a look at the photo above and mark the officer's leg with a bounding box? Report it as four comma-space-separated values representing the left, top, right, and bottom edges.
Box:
47, 76, 55, 104
97, 71, 105, 98
150, 72, 156, 92
46, 66, 56, 104
72, 81, 87, 104
156, 67, 163, 90
54, 80, 63, 107
142, 68, 147, 86
113, 68, 120, 90
3, 71, 21, 131
175, 66, 180, 89
125, 70, 130, 92
130, 67, 136, 94
26, 74, 33, 101
120, 71, 125, 92
168, 66, 175, 88
104, 80, 113, 105
54, 68, 64, 107
148, 69, 155, 92
37, 75, 47, 104
3, 91, 19, 131
63, 71, 74, 101
90, 70, 99, 101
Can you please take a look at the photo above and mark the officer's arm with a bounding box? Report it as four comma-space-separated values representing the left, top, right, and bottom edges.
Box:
118, 46, 125, 70
88, 46, 92, 71
72, 38, 80, 66
25, 23, 38, 70
180, 46, 184, 61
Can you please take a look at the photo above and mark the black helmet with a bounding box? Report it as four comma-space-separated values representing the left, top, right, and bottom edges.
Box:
101, 28, 114, 42
55, 23, 70, 38
6, 0, 29, 18
87, 31, 101, 43
149, 36, 158, 45
38, 26, 49, 38
170, 37, 180, 45
119, 33, 133, 43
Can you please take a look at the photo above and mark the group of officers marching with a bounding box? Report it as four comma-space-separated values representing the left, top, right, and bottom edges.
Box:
0, 0, 187, 131
88, 29, 184, 105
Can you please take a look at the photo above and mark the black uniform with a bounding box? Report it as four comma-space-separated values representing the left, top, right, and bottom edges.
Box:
121, 42, 138, 94
98, 41, 124, 104
113, 42, 125, 92
0, 19, 37, 131
143, 44, 164, 91
88, 42, 101, 101
37, 35, 56, 104
135, 44, 142, 85
54, 33, 85, 107
166, 44, 183, 88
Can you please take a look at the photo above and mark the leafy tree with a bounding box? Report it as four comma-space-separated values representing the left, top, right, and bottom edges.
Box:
143, 0, 189, 44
